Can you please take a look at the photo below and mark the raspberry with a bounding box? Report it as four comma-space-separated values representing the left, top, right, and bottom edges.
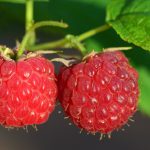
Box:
58, 51, 139, 134
0, 56, 57, 127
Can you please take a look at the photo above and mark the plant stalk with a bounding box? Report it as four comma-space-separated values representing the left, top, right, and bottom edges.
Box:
77, 24, 110, 41
28, 24, 111, 53
17, 21, 68, 58
25, 0, 36, 49
26, 0, 34, 31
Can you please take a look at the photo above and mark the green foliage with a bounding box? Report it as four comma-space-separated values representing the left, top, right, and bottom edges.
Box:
0, 0, 150, 116
106, 0, 150, 52
139, 67, 150, 116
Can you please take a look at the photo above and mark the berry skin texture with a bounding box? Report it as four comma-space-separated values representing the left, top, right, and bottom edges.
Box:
0, 56, 57, 127
58, 51, 139, 134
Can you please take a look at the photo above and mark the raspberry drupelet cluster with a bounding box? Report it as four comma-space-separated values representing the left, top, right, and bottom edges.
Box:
0, 48, 139, 137
57, 51, 139, 134
0, 56, 57, 127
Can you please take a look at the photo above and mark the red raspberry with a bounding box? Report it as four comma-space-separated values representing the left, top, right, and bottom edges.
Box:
0, 56, 57, 127
58, 51, 139, 134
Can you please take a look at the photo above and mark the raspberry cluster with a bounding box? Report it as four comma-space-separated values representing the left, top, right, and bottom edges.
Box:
57, 51, 139, 134
0, 49, 139, 135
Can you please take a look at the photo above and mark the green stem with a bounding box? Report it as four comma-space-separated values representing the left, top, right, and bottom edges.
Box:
17, 21, 68, 58
30, 21, 68, 30
28, 24, 111, 53
28, 39, 67, 50
25, 0, 36, 53
26, 0, 34, 31
77, 24, 110, 41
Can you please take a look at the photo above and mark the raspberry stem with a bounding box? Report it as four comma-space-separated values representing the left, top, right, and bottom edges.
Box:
28, 24, 111, 55
25, 0, 36, 48
17, 21, 68, 58
77, 24, 111, 41
26, 0, 34, 31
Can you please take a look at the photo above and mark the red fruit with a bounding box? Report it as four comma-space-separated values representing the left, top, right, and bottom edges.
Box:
0, 56, 57, 127
58, 51, 139, 134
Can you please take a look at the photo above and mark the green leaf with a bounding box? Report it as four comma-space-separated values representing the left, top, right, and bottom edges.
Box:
106, 0, 150, 52
138, 68, 150, 116
0, 0, 48, 4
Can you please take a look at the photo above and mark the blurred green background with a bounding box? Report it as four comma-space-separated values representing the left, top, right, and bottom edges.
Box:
0, 0, 150, 150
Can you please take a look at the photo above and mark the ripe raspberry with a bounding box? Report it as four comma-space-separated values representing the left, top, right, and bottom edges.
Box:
58, 51, 139, 134
0, 56, 57, 127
